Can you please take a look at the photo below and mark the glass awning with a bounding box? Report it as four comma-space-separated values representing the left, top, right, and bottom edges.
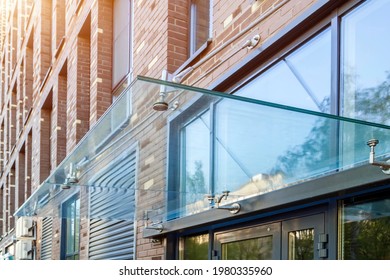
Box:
14, 76, 390, 223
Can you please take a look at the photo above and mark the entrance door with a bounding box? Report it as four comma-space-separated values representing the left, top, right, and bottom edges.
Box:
214, 213, 326, 260
282, 213, 325, 260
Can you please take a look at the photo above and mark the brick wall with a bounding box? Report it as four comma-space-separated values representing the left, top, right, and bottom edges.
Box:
54, 0, 66, 53
133, 0, 168, 78
90, 0, 112, 126
167, 0, 189, 73
40, 103, 51, 182
17, 150, 25, 208
8, 167, 15, 230
25, 131, 32, 200
41, 0, 52, 77
66, 38, 78, 154
76, 34, 90, 143
51, 217, 61, 259
51, 69, 67, 167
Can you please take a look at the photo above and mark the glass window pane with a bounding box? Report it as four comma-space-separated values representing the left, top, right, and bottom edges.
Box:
190, 0, 210, 54
341, 0, 390, 125
181, 111, 210, 214
113, 28, 130, 87
238, 29, 331, 113
74, 198, 80, 252
181, 233, 209, 260
66, 200, 75, 255
113, 0, 130, 87
62, 196, 80, 259
340, 0, 390, 166
215, 98, 335, 199
288, 228, 314, 260
222, 236, 273, 260
113, 0, 129, 36
340, 197, 390, 260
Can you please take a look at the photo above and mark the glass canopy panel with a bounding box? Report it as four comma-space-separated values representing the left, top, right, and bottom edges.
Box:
14, 76, 390, 222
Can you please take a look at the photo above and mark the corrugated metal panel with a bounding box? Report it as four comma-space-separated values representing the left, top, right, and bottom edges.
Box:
40, 217, 53, 260
88, 150, 137, 260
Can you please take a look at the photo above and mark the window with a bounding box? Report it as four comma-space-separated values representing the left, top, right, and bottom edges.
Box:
339, 193, 390, 259
179, 233, 209, 260
112, 0, 132, 88
180, 109, 211, 215
340, 0, 390, 166
61, 195, 80, 260
189, 0, 211, 56
169, 0, 390, 220
341, 0, 390, 125
175, 97, 335, 218
238, 28, 331, 113
171, 29, 334, 218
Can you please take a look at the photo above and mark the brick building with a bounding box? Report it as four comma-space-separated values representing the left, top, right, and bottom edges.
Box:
1, 0, 390, 260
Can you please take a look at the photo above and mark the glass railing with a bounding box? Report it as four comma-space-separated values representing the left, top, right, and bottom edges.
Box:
14, 76, 390, 224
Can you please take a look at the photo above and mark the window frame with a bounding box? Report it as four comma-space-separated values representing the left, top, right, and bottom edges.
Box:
60, 193, 80, 260
169, 26, 338, 220
189, 0, 212, 57
338, 189, 390, 260
167, 95, 215, 220
112, 0, 133, 90
174, 0, 213, 77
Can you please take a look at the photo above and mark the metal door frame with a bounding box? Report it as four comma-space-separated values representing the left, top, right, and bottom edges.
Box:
281, 213, 325, 260
212, 213, 326, 260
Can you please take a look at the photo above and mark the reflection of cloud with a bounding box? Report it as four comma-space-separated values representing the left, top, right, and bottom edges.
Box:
230, 173, 285, 198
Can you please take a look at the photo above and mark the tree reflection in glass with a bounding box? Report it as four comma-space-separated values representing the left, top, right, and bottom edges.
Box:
222, 236, 273, 260
181, 233, 209, 260
288, 229, 314, 260
341, 198, 390, 260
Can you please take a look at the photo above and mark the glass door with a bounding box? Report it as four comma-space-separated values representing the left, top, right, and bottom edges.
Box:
213, 213, 326, 260
214, 223, 281, 260
282, 213, 325, 260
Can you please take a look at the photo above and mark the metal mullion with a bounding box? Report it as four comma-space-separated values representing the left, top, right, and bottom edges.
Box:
180, 127, 187, 213
209, 102, 215, 198
331, 15, 342, 171
331, 15, 341, 117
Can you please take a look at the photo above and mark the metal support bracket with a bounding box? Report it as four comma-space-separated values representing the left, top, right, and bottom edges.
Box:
367, 139, 390, 175
207, 191, 241, 214
143, 210, 164, 233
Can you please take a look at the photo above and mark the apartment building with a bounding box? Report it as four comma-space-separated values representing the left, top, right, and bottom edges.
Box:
1, 0, 389, 260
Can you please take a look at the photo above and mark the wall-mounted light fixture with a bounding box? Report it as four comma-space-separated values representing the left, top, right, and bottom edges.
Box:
152, 91, 170, 111
152, 70, 178, 111
367, 139, 390, 175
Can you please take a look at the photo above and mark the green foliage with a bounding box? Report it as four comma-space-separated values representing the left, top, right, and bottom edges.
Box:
185, 160, 207, 204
